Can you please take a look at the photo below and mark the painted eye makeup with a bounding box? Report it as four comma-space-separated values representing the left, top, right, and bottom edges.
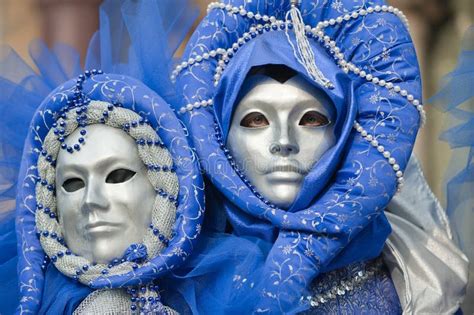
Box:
299, 110, 330, 127
105, 168, 136, 184
62, 178, 85, 192
240, 112, 270, 128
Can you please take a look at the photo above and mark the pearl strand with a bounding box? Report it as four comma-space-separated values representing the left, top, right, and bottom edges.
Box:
353, 121, 404, 191
178, 98, 214, 114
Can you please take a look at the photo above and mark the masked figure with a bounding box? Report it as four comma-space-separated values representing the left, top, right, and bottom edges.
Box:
10, 71, 204, 314
173, 0, 468, 313
0, 1, 206, 313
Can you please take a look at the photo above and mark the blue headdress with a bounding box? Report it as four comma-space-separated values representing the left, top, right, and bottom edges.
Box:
174, 0, 422, 312
0, 1, 203, 313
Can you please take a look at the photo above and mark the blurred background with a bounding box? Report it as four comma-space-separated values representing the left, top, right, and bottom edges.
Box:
0, 0, 473, 311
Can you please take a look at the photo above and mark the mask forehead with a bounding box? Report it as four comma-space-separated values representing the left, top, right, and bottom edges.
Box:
235, 73, 334, 120
56, 124, 143, 175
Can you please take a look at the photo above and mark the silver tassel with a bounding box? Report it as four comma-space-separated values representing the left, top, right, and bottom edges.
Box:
285, 0, 334, 89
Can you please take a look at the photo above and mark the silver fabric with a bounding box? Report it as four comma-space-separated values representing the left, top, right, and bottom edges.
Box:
56, 124, 156, 264
73, 289, 179, 315
227, 74, 335, 209
383, 155, 469, 314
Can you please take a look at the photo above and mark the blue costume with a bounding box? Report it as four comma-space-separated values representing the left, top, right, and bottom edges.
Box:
172, 0, 467, 313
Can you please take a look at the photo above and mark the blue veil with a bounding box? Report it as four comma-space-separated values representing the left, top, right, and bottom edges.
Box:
174, 0, 422, 312
431, 25, 474, 311
0, 1, 202, 313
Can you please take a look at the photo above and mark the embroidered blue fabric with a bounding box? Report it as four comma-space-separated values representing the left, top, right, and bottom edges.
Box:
174, 0, 421, 312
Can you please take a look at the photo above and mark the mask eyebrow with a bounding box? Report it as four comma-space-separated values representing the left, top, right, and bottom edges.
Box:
248, 64, 298, 83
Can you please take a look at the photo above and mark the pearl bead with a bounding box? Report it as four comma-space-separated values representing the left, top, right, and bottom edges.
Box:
396, 171, 403, 178
377, 146, 384, 153
388, 158, 396, 165
383, 151, 390, 158
393, 164, 400, 171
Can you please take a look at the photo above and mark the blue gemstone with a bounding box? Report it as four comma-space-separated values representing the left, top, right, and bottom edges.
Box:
78, 137, 84, 143
51, 232, 57, 238
37, 203, 43, 209
42, 231, 49, 237
49, 212, 56, 219
51, 256, 57, 262
101, 269, 108, 274
74, 144, 80, 151
80, 129, 87, 135
61, 143, 67, 149
65, 249, 72, 255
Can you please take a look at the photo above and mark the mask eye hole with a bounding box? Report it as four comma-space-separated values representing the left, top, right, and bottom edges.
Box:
106, 168, 136, 184
62, 178, 85, 192
240, 112, 270, 128
299, 111, 330, 127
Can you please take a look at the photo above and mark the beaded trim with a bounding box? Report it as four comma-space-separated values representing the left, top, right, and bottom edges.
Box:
178, 98, 213, 114
174, 3, 425, 126
303, 259, 384, 308
353, 121, 404, 191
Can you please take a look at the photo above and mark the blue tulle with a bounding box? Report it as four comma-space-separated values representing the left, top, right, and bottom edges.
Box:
430, 25, 474, 301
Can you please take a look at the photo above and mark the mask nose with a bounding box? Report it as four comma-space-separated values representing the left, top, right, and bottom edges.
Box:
269, 121, 299, 156
82, 177, 109, 213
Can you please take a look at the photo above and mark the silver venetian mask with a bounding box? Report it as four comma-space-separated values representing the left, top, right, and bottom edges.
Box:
227, 72, 336, 209
56, 124, 156, 264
